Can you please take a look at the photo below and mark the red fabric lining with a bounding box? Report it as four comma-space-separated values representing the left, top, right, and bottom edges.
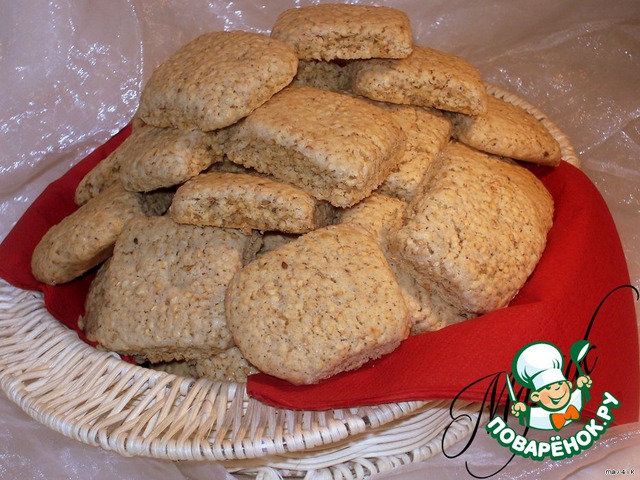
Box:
0, 127, 637, 424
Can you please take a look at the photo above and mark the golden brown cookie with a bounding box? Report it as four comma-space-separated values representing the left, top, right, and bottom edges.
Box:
225, 86, 406, 207
169, 172, 334, 234
81, 216, 262, 363
271, 4, 413, 61
118, 125, 224, 192
138, 31, 298, 131
351, 46, 487, 115
225, 223, 410, 385
389, 142, 554, 314
449, 94, 562, 166
32, 184, 148, 285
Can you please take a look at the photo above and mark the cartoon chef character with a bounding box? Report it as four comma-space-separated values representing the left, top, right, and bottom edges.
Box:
510, 341, 593, 431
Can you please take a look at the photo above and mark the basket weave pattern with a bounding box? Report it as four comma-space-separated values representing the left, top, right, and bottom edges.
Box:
0, 279, 480, 478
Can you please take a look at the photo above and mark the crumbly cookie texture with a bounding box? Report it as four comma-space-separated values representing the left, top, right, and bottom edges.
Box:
138, 189, 175, 217
138, 31, 298, 131
226, 86, 406, 207
351, 46, 488, 116
271, 4, 413, 61
225, 223, 410, 385
118, 125, 223, 192
74, 151, 123, 206
292, 60, 354, 92
256, 231, 299, 257
448, 94, 562, 166
336, 193, 471, 334
81, 216, 261, 363
75, 125, 227, 203
31, 184, 148, 285
374, 103, 453, 202
189, 347, 259, 383
170, 172, 334, 234
389, 142, 554, 314
146, 347, 258, 382
68, 5, 564, 384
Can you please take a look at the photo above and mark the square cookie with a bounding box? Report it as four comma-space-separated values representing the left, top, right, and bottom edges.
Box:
81, 216, 261, 363
118, 125, 226, 192
138, 31, 298, 131
271, 4, 413, 61
389, 142, 554, 314
449, 94, 562, 166
226, 86, 406, 207
225, 223, 410, 385
351, 46, 487, 116
169, 172, 334, 234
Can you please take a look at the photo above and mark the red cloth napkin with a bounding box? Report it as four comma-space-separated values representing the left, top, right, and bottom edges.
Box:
0, 127, 638, 425
0, 125, 131, 344
248, 163, 640, 424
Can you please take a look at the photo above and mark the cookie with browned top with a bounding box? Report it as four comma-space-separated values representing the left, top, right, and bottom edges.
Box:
271, 4, 413, 61
169, 172, 334, 234
351, 46, 487, 116
374, 103, 452, 202
31, 184, 148, 285
138, 31, 298, 131
336, 193, 472, 333
81, 216, 262, 363
389, 142, 553, 314
225, 86, 406, 207
118, 125, 225, 192
225, 223, 410, 385
449, 94, 562, 166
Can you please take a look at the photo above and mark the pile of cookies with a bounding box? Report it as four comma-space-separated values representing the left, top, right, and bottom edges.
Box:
31, 4, 559, 386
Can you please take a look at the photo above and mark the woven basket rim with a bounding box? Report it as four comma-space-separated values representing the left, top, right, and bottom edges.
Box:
0, 279, 433, 463
0, 85, 578, 475
0, 278, 483, 478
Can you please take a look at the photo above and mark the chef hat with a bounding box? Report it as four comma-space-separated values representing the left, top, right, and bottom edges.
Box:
512, 342, 567, 391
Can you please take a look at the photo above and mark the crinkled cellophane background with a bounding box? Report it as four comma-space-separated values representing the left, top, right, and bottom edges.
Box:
0, 1, 638, 479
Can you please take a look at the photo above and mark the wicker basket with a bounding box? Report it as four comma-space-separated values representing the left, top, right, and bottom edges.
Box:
0, 85, 578, 479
